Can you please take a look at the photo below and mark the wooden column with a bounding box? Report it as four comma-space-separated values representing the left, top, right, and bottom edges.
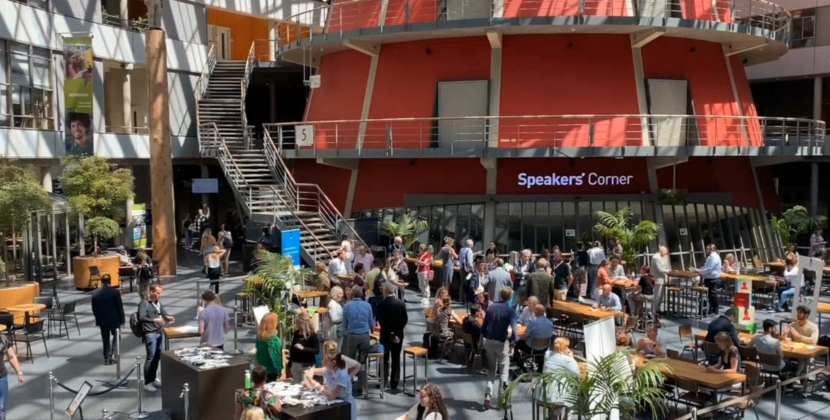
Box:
147, 29, 177, 276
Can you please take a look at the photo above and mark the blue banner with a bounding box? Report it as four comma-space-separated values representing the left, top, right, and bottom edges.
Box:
281, 229, 301, 268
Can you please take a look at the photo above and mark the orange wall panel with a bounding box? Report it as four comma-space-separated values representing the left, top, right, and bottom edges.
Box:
292, 160, 351, 212
304, 50, 372, 149
366, 37, 492, 148
327, 0, 384, 33
641, 38, 742, 147
681, 0, 732, 23
351, 159, 487, 210
499, 34, 641, 147
503, 0, 580, 17
207, 9, 269, 60
730, 56, 762, 146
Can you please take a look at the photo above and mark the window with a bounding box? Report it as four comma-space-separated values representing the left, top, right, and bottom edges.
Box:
11, 0, 48, 9
791, 9, 816, 48
0, 40, 54, 129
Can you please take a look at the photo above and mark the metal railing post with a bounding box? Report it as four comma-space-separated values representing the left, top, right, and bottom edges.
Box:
129, 357, 149, 419
49, 371, 55, 420
691, 407, 698, 420
589, 122, 595, 147
774, 380, 781, 420
387, 124, 393, 156
180, 383, 191, 420
232, 304, 243, 354
102, 409, 110, 420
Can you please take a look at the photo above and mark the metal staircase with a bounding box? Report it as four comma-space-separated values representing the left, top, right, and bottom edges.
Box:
195, 42, 363, 266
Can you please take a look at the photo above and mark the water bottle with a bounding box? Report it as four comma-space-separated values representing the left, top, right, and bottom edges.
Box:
244, 369, 251, 389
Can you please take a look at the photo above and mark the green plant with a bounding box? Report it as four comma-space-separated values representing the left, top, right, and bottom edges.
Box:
0, 157, 52, 234
381, 214, 429, 251
593, 208, 660, 269
243, 251, 314, 343
773, 205, 826, 245
501, 350, 669, 420
61, 156, 134, 255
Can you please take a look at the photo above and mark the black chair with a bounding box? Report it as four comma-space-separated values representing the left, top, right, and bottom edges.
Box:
88, 266, 102, 289
14, 313, 48, 362
31, 296, 55, 337
51, 301, 80, 338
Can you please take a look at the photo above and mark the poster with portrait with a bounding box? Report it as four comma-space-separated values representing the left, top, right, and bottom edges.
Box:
132, 204, 147, 248
62, 36, 94, 156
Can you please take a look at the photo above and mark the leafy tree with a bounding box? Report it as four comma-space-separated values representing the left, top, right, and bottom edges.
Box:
60, 156, 134, 254
593, 207, 660, 268
0, 157, 52, 234
381, 214, 428, 252
243, 251, 314, 344
501, 350, 668, 420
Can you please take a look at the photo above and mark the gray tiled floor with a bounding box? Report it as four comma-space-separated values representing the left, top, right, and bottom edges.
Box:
6, 249, 830, 419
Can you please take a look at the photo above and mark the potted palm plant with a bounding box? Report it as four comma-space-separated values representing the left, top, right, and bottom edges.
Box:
770, 205, 826, 249
593, 208, 660, 270
243, 251, 314, 344
501, 350, 669, 420
381, 214, 429, 254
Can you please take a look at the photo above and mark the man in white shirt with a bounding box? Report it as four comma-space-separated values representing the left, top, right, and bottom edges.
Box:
776, 259, 798, 312
328, 249, 349, 286
695, 244, 722, 316
586, 241, 606, 301
517, 296, 539, 325
651, 246, 669, 318
608, 256, 626, 279
353, 245, 374, 273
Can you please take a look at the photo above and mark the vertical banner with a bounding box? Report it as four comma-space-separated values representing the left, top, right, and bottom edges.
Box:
734, 276, 755, 333
132, 204, 147, 248
281, 229, 301, 269
62, 36, 94, 156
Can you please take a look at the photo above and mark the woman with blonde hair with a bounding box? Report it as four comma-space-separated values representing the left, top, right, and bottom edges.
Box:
239, 407, 265, 420
287, 312, 319, 383
539, 337, 579, 415
308, 340, 361, 378
430, 287, 449, 321
314, 261, 331, 291
325, 286, 345, 348
707, 331, 740, 374
201, 228, 215, 260
255, 313, 283, 382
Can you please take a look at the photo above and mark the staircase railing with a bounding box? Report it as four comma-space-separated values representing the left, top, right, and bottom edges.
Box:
263, 128, 366, 248
203, 122, 253, 218
241, 41, 256, 149
195, 43, 217, 150
267, 185, 334, 262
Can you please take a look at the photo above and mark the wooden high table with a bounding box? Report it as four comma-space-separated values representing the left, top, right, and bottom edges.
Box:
552, 301, 620, 321
163, 326, 201, 350
693, 331, 829, 362
638, 357, 746, 391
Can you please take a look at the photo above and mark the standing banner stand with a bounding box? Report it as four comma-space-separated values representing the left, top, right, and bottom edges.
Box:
792, 255, 825, 323
281, 229, 301, 269
734, 276, 756, 333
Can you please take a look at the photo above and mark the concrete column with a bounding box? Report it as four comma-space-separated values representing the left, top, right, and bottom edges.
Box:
343, 169, 359, 216
122, 69, 132, 133
481, 157, 497, 247
646, 158, 667, 247
811, 162, 819, 216
41, 166, 52, 192
487, 29, 502, 148
147, 29, 177, 276
123, 166, 134, 247
119, 0, 129, 28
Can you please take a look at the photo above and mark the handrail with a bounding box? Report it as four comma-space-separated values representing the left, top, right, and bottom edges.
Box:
263, 127, 367, 248
241, 41, 256, 149
262, 132, 298, 210
268, 185, 335, 261
194, 43, 217, 103
274, 0, 791, 56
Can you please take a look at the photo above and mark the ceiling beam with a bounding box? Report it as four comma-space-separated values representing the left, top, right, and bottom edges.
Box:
631, 28, 665, 48
725, 40, 768, 56
343, 40, 379, 57
486, 28, 503, 49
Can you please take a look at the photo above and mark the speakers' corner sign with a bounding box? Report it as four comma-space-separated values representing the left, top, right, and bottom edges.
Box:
61, 35, 94, 157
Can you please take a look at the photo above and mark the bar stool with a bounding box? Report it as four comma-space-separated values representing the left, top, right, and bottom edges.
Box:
666, 287, 683, 319
363, 352, 385, 399
403, 346, 428, 395
691, 286, 709, 318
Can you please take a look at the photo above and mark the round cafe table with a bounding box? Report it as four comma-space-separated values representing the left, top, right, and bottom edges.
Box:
7, 303, 46, 325
0, 325, 6, 332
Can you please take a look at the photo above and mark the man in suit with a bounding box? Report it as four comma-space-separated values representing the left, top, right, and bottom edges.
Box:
91, 274, 125, 365
704, 308, 744, 364
483, 259, 513, 303
377, 282, 408, 390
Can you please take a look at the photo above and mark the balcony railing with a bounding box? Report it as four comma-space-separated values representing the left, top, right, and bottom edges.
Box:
275, 0, 790, 53
264, 114, 825, 156
101, 12, 149, 33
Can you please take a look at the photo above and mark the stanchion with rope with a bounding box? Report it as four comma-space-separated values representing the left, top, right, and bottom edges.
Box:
102, 408, 112, 420
49, 371, 55, 420
690, 407, 697, 420
232, 304, 243, 355
180, 383, 190, 420
129, 356, 150, 419
52, 364, 138, 420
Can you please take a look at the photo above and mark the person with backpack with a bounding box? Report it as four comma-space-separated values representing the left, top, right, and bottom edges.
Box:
91, 274, 125, 365
136, 284, 174, 392
135, 255, 153, 299
218, 224, 233, 275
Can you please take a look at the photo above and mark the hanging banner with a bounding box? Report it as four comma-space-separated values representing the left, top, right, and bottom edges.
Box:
62, 36, 94, 156
132, 204, 147, 247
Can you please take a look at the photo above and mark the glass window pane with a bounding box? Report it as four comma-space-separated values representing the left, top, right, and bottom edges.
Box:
578, 201, 592, 243
430, 206, 443, 252
508, 203, 521, 253
522, 203, 535, 251
417, 207, 431, 248
30, 0, 49, 9
32, 57, 49, 88
591, 202, 605, 246
550, 202, 563, 251
10, 52, 30, 86
443, 205, 457, 241
0, 53, 7, 84
662, 205, 679, 270
535, 202, 549, 251
563, 201, 577, 251
457, 204, 470, 244
495, 203, 508, 252
0, 84, 7, 125
470, 204, 484, 249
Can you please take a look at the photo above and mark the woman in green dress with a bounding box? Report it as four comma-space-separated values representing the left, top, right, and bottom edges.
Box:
256, 312, 283, 382
234, 366, 282, 420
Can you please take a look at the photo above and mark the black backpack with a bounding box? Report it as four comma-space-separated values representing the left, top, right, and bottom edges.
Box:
129, 311, 143, 337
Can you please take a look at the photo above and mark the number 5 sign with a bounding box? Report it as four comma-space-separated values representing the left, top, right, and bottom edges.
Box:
295, 125, 314, 146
